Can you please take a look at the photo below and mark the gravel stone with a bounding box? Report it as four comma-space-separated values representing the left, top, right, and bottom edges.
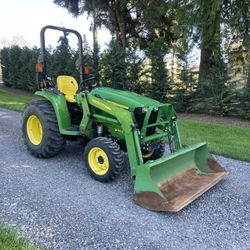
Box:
0, 108, 249, 250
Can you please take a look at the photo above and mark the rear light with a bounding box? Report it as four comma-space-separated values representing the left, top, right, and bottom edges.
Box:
36, 63, 43, 73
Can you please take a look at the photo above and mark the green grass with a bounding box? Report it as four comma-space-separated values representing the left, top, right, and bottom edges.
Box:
0, 89, 34, 112
179, 119, 250, 162
0, 222, 37, 250
0, 88, 249, 162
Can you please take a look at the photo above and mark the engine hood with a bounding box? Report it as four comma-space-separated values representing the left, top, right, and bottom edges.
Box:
91, 87, 160, 111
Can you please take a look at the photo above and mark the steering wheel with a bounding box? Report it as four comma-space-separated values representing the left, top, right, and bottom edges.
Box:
41, 77, 55, 89
80, 76, 100, 91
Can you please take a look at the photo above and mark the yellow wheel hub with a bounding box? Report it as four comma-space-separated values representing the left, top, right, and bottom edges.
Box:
26, 115, 43, 145
88, 147, 109, 175
143, 150, 154, 158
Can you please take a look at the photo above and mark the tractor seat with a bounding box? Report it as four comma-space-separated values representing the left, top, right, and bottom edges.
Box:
57, 75, 78, 103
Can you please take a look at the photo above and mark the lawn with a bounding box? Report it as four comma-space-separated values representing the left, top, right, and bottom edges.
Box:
0, 88, 249, 162
0, 89, 35, 112
0, 222, 37, 250
179, 119, 250, 162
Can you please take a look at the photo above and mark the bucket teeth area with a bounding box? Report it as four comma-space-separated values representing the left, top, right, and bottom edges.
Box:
134, 160, 228, 212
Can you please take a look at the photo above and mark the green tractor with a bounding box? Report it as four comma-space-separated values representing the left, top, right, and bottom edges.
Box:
22, 25, 228, 212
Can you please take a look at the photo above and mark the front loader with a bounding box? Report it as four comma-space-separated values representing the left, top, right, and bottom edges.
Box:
22, 25, 228, 212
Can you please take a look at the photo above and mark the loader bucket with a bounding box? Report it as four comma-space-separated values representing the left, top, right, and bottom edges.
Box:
133, 142, 228, 212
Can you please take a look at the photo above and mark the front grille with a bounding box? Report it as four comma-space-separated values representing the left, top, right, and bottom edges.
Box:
146, 109, 158, 136
134, 108, 159, 136
134, 108, 146, 130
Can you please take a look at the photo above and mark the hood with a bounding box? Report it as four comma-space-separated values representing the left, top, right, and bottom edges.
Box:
91, 87, 160, 111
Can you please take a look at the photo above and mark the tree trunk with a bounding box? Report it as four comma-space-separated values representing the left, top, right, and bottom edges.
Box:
93, 0, 98, 48
199, 44, 213, 87
246, 71, 250, 89
198, 0, 222, 96
92, 1, 99, 78
110, 0, 127, 50
246, 47, 250, 88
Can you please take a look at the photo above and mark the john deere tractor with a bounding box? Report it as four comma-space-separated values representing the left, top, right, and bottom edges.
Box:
22, 25, 228, 212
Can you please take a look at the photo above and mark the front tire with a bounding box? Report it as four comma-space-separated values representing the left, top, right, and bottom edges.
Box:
22, 100, 65, 158
84, 137, 124, 182
143, 140, 165, 162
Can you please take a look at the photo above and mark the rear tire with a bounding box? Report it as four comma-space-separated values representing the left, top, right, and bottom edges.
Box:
84, 137, 124, 182
22, 100, 65, 158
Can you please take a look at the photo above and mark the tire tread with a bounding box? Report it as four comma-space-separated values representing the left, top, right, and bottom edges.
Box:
22, 100, 65, 158
84, 137, 124, 182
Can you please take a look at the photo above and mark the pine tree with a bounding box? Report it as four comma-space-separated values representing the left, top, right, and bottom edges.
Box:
19, 47, 36, 91
0, 48, 10, 86
49, 34, 79, 81
223, 0, 250, 88
99, 39, 126, 89
92, 41, 100, 79
82, 34, 93, 69
195, 0, 225, 96
146, 38, 170, 102
8, 46, 22, 89
126, 42, 146, 94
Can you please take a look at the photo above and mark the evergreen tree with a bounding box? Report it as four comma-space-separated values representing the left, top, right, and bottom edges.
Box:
195, 0, 225, 96
49, 34, 79, 81
19, 47, 39, 91
0, 48, 10, 86
146, 38, 170, 102
223, 0, 250, 88
53, 0, 85, 16
82, 33, 92, 65
126, 42, 146, 94
92, 41, 100, 79
99, 39, 126, 89
0, 46, 39, 91
8, 46, 22, 89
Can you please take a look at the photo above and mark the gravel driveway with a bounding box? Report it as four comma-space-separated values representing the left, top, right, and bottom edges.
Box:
0, 108, 249, 250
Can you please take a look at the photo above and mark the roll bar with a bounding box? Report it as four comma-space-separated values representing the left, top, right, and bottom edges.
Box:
37, 25, 85, 89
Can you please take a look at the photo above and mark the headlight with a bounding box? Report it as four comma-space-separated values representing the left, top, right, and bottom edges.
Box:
153, 107, 159, 112
142, 107, 148, 113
